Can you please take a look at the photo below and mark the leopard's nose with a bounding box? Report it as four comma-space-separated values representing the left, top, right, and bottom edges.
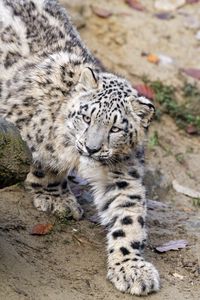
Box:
85, 145, 101, 155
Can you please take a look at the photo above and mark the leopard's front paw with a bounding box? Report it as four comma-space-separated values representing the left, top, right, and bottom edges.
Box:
33, 194, 83, 220
107, 259, 160, 296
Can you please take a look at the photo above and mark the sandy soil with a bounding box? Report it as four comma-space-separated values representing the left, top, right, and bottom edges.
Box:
0, 1, 200, 299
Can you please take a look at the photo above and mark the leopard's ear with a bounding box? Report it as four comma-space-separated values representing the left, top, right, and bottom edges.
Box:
130, 96, 155, 128
77, 67, 98, 92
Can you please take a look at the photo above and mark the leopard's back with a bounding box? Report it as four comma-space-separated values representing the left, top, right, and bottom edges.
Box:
0, 0, 93, 82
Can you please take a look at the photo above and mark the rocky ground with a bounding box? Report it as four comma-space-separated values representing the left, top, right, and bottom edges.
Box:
0, 0, 200, 299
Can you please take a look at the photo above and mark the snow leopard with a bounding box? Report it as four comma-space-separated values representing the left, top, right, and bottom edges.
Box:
0, 0, 160, 295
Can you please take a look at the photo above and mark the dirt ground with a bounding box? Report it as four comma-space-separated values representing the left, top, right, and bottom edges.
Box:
0, 0, 200, 299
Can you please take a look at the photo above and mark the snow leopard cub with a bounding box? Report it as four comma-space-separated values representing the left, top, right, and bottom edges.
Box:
0, 0, 159, 295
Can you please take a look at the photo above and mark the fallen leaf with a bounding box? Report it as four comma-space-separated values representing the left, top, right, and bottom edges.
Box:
30, 223, 53, 235
125, 0, 145, 11
186, 124, 198, 134
91, 6, 112, 18
172, 180, 200, 198
156, 240, 188, 253
147, 53, 160, 64
134, 84, 155, 100
181, 68, 200, 80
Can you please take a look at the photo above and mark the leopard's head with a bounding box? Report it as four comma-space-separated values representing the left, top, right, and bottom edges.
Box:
67, 67, 155, 163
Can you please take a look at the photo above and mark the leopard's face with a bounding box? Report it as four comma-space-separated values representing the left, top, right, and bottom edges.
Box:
73, 91, 135, 162
67, 70, 155, 163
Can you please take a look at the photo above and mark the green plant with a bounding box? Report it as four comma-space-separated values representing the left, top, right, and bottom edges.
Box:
148, 131, 159, 149
192, 198, 200, 207
146, 80, 200, 133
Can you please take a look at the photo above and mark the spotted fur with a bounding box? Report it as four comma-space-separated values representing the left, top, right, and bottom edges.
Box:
0, 0, 159, 295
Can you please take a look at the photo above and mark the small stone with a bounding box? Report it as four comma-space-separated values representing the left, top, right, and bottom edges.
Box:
184, 16, 200, 29
173, 273, 184, 280
158, 54, 175, 66
196, 30, 200, 40
155, 0, 186, 11
186, 124, 198, 134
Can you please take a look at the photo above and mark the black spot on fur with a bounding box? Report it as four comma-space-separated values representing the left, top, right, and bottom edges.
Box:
105, 184, 116, 194
120, 247, 130, 256
113, 115, 117, 124
44, 187, 59, 192
61, 180, 68, 190
112, 230, 125, 239
113, 171, 124, 176
30, 146, 36, 152
122, 258, 130, 263
109, 249, 114, 254
67, 81, 72, 87
68, 71, 74, 78
101, 195, 119, 211
119, 202, 136, 208
4, 51, 22, 69
91, 107, 96, 115
31, 183, 42, 188
142, 283, 146, 292
128, 169, 140, 179
36, 134, 44, 144
46, 144, 54, 152
122, 118, 128, 124
141, 242, 145, 250
33, 170, 45, 178
50, 169, 59, 176
132, 258, 138, 261
116, 181, 129, 189
129, 132, 133, 144
131, 241, 140, 250
71, 111, 76, 118
107, 216, 118, 229
41, 118, 46, 125
47, 182, 60, 188
138, 216, 145, 227
121, 216, 133, 225
128, 195, 141, 200
140, 264, 145, 268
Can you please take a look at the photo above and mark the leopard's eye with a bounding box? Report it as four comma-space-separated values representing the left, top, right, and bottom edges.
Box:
110, 126, 121, 133
83, 115, 91, 124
